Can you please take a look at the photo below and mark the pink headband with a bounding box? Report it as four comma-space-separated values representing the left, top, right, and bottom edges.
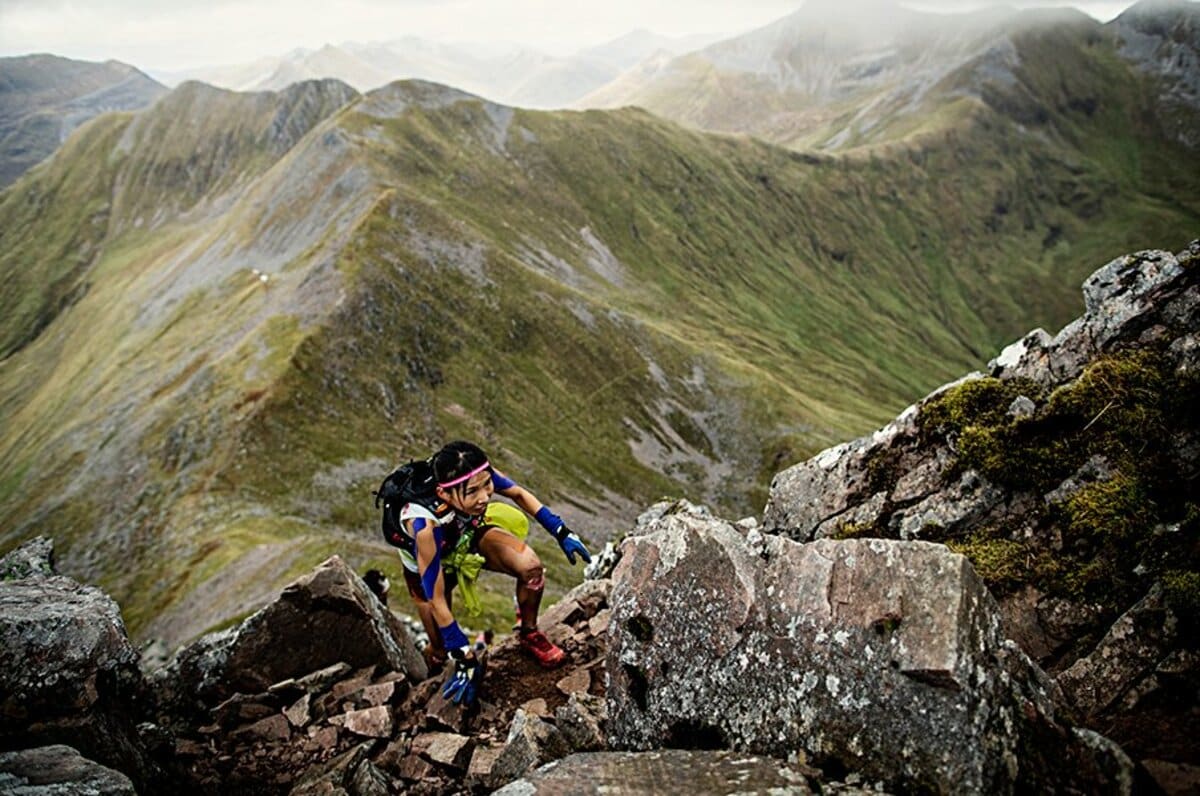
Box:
437, 461, 491, 489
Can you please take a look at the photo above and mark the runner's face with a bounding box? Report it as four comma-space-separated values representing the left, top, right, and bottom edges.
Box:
442, 471, 493, 516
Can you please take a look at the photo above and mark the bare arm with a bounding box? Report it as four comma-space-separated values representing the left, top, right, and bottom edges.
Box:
409, 517, 470, 650
412, 521, 453, 625
493, 469, 591, 565
495, 480, 545, 518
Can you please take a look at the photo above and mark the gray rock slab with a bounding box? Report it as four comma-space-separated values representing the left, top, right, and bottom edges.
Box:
0, 570, 156, 787
0, 745, 136, 795
607, 504, 1132, 794
493, 750, 818, 795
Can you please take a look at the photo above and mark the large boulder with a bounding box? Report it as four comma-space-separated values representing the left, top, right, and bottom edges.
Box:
152, 555, 426, 719
607, 503, 1134, 793
0, 538, 159, 788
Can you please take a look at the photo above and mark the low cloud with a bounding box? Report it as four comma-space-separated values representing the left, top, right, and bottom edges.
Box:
0, 0, 1137, 71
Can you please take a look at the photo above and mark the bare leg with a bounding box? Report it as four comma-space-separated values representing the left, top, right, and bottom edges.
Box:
477, 527, 544, 632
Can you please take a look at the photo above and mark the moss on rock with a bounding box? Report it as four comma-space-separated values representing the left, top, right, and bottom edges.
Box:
912, 347, 1197, 614
946, 534, 1030, 592
1163, 570, 1200, 628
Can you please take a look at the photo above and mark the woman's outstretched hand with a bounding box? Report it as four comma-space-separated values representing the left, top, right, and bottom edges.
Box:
556, 524, 592, 566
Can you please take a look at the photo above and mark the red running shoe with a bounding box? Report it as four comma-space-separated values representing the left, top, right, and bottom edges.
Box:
519, 628, 565, 668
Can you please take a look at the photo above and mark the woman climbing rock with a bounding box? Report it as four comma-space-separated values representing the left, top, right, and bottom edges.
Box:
382, 440, 591, 705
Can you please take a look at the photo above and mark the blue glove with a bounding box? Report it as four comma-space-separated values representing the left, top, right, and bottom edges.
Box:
442, 645, 484, 706
556, 524, 592, 566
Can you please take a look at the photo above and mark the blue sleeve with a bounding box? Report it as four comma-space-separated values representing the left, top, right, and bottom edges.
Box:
440, 620, 469, 650
535, 506, 565, 536
419, 525, 444, 600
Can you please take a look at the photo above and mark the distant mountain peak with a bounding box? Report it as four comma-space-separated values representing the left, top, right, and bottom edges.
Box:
357, 78, 488, 119
799, 0, 902, 14
1117, 0, 1200, 29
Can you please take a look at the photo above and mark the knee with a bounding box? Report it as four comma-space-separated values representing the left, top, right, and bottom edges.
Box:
520, 563, 545, 591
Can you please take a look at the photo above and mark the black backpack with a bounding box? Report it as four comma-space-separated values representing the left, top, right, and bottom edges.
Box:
374, 459, 437, 548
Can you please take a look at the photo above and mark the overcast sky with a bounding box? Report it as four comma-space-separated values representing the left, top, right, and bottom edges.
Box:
0, 0, 1138, 71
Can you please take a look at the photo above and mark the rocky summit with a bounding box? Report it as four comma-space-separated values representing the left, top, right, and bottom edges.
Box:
1, 242, 1197, 793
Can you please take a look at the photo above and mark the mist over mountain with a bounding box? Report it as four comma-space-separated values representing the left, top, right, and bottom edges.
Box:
0, 54, 166, 188
153, 30, 721, 109
1110, 0, 1200, 144
577, 0, 1200, 151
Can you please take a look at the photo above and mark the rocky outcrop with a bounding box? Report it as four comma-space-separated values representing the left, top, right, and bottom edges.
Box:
152, 555, 428, 721
761, 243, 1200, 777
1, 533, 616, 794
988, 244, 1199, 386
607, 501, 1134, 793
143, 561, 614, 794
0, 538, 162, 790
764, 244, 1199, 543
0, 745, 136, 796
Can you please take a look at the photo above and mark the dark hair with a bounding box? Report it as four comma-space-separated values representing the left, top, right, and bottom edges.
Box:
432, 440, 490, 495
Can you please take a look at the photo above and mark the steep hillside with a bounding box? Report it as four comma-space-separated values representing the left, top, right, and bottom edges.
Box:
0, 78, 359, 361
0, 54, 166, 189
0, 52, 1197, 651
1111, 0, 1200, 146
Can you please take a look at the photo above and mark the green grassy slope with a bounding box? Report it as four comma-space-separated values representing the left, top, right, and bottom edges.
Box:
0, 18, 1197, 646
0, 113, 131, 359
